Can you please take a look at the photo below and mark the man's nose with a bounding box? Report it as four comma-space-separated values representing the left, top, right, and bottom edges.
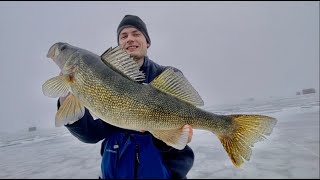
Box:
126, 34, 134, 43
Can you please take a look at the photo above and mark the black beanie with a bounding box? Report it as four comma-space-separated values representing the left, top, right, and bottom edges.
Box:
117, 15, 151, 46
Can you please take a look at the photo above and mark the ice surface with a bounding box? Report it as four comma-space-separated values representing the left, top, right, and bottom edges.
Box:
0, 94, 319, 178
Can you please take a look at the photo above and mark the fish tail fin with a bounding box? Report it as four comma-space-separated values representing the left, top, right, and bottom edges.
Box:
217, 114, 277, 167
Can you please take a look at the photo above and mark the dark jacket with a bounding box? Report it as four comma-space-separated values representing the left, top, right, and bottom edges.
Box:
59, 57, 194, 179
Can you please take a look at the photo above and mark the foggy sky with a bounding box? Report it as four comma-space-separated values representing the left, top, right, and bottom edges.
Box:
0, 1, 318, 132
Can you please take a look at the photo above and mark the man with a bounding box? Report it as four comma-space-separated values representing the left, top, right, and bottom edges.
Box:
58, 15, 194, 179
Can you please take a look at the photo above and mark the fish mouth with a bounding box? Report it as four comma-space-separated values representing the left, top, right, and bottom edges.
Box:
47, 42, 68, 59
47, 42, 71, 70
47, 43, 59, 59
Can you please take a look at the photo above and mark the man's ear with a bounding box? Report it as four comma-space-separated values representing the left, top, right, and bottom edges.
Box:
147, 43, 150, 48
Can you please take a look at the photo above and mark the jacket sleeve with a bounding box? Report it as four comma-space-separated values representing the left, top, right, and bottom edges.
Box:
57, 99, 118, 144
152, 136, 194, 179
163, 145, 194, 179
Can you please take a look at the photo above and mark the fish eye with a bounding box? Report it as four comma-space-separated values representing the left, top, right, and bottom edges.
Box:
60, 45, 67, 51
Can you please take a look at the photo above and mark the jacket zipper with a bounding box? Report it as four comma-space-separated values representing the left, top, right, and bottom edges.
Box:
134, 144, 140, 178
114, 142, 119, 179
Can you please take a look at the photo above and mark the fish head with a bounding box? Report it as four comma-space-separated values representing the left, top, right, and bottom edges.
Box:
47, 42, 79, 74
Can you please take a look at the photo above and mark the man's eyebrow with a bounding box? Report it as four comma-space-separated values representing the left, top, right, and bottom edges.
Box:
121, 30, 141, 35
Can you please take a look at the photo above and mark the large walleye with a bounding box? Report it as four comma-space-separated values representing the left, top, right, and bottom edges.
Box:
42, 42, 277, 167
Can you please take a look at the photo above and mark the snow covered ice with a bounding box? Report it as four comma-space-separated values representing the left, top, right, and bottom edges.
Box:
0, 93, 319, 178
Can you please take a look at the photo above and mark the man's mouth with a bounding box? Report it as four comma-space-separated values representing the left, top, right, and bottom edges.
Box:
126, 46, 139, 51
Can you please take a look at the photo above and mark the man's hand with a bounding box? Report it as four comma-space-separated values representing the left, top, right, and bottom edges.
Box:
184, 124, 193, 143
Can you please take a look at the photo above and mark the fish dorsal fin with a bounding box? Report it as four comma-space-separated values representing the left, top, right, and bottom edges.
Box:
150, 68, 204, 106
100, 46, 145, 82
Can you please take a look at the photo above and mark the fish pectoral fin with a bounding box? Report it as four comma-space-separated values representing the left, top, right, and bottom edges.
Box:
55, 94, 85, 127
42, 75, 71, 98
150, 126, 190, 150
150, 68, 204, 106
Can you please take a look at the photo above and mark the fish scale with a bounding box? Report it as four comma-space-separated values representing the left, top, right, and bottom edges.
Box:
43, 42, 277, 167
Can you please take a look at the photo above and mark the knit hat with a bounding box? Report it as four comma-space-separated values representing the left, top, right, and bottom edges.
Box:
117, 15, 151, 46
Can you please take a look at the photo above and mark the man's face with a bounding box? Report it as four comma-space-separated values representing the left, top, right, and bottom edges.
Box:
118, 27, 149, 60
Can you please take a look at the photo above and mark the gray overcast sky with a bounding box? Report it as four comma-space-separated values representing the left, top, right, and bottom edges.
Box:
0, 1, 318, 132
